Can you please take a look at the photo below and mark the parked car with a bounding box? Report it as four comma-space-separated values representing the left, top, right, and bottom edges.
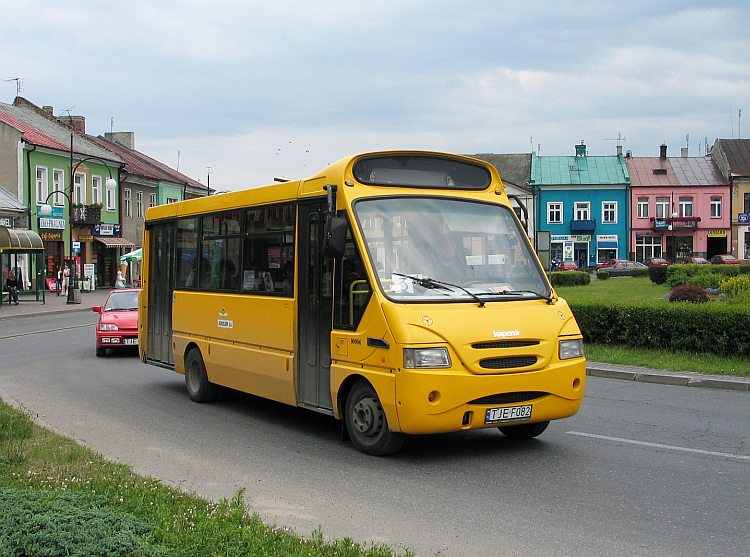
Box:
681, 256, 709, 265
710, 254, 740, 265
595, 258, 626, 270
606, 260, 648, 277
555, 260, 579, 271
92, 288, 140, 357
645, 257, 669, 268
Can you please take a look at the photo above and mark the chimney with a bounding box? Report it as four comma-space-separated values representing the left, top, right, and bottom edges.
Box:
42, 106, 54, 115
66, 115, 86, 134
575, 141, 587, 157
105, 131, 135, 150
616, 145, 623, 156
659, 144, 667, 159
680, 147, 688, 157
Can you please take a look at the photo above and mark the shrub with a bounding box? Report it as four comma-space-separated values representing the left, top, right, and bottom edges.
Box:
720, 275, 750, 303
596, 270, 610, 280
631, 268, 649, 278
550, 271, 590, 287
649, 266, 668, 284
669, 284, 710, 303
666, 264, 731, 287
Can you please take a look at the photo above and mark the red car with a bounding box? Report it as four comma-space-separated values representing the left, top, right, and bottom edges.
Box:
710, 254, 740, 265
645, 257, 669, 268
92, 288, 140, 357
555, 260, 579, 271
595, 258, 626, 270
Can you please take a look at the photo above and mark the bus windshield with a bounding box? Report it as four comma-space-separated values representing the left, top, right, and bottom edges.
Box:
355, 197, 550, 303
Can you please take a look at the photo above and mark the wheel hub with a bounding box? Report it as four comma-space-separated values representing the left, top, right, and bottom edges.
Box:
351, 396, 381, 436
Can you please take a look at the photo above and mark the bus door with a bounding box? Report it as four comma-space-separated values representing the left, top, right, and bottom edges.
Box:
297, 200, 334, 412
146, 221, 176, 367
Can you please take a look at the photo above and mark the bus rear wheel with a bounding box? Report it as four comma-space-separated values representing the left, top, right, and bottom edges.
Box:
498, 421, 549, 440
345, 382, 405, 456
185, 349, 218, 403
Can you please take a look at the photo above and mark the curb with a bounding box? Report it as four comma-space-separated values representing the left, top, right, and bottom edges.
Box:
587, 363, 750, 392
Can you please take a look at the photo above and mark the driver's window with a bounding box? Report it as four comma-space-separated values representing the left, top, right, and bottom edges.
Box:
333, 218, 371, 330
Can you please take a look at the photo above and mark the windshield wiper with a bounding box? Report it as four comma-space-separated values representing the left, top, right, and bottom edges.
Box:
489, 289, 557, 305
392, 273, 486, 308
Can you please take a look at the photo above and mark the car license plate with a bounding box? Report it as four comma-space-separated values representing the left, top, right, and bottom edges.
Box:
124, 338, 138, 346
485, 405, 532, 424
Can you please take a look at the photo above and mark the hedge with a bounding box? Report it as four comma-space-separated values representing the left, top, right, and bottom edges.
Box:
569, 300, 750, 357
550, 270, 590, 287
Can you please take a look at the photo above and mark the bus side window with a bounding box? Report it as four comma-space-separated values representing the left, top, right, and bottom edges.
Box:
333, 221, 371, 330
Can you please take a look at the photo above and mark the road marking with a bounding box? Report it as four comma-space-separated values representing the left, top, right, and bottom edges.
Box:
0, 324, 93, 341
566, 431, 750, 461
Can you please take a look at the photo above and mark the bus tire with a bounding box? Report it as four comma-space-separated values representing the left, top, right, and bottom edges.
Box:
498, 421, 549, 440
185, 348, 218, 403
345, 381, 405, 456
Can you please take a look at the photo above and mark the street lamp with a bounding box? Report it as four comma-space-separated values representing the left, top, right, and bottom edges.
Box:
39, 138, 117, 303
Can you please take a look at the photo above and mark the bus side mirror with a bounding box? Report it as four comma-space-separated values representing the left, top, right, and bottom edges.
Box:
326, 217, 347, 258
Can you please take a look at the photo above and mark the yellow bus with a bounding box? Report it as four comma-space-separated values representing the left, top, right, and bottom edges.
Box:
139, 151, 585, 455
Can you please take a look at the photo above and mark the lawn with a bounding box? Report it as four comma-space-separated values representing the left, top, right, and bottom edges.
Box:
556, 276, 750, 377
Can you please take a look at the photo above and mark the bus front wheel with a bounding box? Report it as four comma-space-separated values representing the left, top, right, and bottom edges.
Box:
185, 349, 218, 403
498, 421, 549, 440
345, 381, 405, 456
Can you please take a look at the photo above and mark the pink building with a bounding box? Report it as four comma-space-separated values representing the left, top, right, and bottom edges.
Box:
626, 146, 730, 262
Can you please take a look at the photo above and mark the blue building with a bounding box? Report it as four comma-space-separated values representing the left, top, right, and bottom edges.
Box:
530, 143, 630, 268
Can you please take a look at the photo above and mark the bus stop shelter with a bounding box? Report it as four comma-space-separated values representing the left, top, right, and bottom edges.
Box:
0, 225, 46, 306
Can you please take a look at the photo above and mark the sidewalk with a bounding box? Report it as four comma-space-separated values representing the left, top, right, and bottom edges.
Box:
0, 287, 113, 320
1, 292, 748, 392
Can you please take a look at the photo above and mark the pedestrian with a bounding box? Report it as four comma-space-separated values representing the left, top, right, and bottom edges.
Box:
5, 273, 19, 305
62, 264, 70, 296
56, 266, 62, 295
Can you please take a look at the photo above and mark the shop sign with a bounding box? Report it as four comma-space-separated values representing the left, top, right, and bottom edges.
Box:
571, 235, 591, 242
552, 235, 571, 241
597, 234, 618, 242
0, 217, 12, 227
79, 234, 94, 241
40, 230, 63, 241
738, 213, 750, 224
708, 230, 727, 237
39, 217, 66, 229
93, 223, 121, 236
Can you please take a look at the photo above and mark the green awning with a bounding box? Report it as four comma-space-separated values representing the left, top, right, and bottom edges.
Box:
0, 226, 44, 252
120, 247, 142, 262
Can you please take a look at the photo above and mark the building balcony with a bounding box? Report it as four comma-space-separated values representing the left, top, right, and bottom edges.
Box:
71, 205, 102, 225
650, 216, 700, 230
570, 219, 596, 232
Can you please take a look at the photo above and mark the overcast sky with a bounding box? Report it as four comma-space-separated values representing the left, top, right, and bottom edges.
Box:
2, 1, 748, 190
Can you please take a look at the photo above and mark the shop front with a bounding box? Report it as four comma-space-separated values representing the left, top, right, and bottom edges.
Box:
93, 224, 134, 288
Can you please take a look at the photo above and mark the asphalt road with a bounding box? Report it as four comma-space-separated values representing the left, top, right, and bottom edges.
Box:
1, 312, 748, 556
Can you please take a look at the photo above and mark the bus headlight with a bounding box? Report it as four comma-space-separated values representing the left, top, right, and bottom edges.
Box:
559, 339, 584, 360
404, 348, 451, 369
99, 323, 119, 331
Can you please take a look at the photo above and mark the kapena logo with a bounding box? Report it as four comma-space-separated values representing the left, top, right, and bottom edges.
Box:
493, 330, 520, 339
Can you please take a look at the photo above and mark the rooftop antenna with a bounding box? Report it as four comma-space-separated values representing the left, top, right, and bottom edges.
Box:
739, 108, 742, 139
4, 77, 27, 97
686, 133, 689, 155
604, 132, 627, 155
176, 150, 180, 172
110, 116, 114, 133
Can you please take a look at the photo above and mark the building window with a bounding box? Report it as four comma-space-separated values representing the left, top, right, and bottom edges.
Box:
92, 176, 102, 205
635, 235, 663, 262
36, 167, 48, 204
52, 169, 65, 206
656, 197, 670, 219
106, 180, 116, 211
744, 193, 750, 214
602, 201, 617, 224
74, 172, 86, 205
166, 197, 178, 204
574, 202, 590, 220
547, 202, 562, 224
124, 189, 132, 218
149, 193, 156, 208
710, 196, 722, 218
637, 197, 649, 218
679, 197, 693, 217
136, 191, 144, 218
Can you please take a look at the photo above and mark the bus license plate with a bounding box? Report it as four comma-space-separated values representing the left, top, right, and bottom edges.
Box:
124, 338, 139, 346
485, 405, 532, 424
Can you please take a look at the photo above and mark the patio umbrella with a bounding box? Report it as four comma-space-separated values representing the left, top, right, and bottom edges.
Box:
120, 248, 142, 262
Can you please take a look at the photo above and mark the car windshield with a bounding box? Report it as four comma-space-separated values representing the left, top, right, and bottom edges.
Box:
104, 291, 139, 311
354, 197, 550, 303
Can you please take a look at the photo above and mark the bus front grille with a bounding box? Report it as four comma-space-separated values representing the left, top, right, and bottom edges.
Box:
469, 391, 547, 405
479, 356, 537, 370
472, 340, 540, 349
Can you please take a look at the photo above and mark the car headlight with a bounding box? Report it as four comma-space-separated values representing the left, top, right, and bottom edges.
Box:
404, 347, 451, 369
99, 323, 118, 331
559, 338, 584, 360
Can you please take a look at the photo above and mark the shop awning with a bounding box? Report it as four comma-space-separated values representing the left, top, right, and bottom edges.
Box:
0, 226, 44, 251
94, 236, 135, 248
